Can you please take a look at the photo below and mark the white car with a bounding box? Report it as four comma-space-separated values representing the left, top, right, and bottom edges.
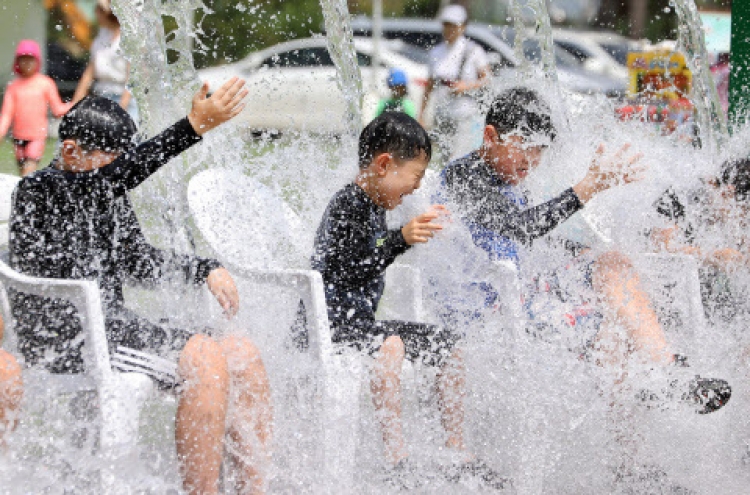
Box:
197, 37, 428, 133
552, 29, 649, 83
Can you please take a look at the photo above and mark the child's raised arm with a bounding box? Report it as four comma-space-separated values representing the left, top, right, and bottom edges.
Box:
402, 205, 449, 245
187, 77, 248, 136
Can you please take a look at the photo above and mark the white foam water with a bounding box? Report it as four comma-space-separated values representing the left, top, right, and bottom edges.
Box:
4, 0, 750, 493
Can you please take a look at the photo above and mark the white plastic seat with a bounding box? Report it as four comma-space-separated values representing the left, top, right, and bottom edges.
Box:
187, 168, 431, 490
0, 173, 153, 488
0, 254, 155, 490
0, 174, 21, 245
188, 169, 361, 490
633, 252, 706, 349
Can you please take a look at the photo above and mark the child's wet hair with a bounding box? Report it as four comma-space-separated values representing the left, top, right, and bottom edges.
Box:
59, 96, 137, 153
486, 87, 557, 142
719, 158, 750, 201
358, 112, 431, 168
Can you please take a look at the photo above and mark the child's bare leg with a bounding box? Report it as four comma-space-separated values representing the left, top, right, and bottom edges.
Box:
592, 251, 672, 365
0, 350, 22, 450
437, 348, 466, 451
220, 334, 273, 495
371, 335, 407, 465
19, 160, 38, 177
176, 335, 230, 495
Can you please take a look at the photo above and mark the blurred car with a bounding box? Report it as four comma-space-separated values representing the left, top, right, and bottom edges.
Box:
583, 30, 647, 67
197, 37, 427, 133
349, 17, 518, 77
350, 17, 625, 96
551, 28, 642, 82
490, 26, 627, 96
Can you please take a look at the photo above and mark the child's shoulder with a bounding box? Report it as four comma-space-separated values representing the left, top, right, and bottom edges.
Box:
325, 183, 370, 216
19, 166, 63, 189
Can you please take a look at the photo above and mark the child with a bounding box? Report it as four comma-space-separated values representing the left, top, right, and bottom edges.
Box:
0, 40, 72, 176
311, 112, 508, 489
373, 68, 417, 119
1, 78, 272, 494
439, 87, 730, 489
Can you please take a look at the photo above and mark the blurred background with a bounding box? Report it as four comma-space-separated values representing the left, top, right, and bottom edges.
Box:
0, 0, 732, 93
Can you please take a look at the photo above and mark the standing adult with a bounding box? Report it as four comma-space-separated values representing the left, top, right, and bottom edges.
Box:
72, 0, 137, 121
418, 4, 490, 163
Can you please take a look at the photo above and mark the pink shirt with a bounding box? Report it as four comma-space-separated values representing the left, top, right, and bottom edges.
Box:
0, 73, 71, 140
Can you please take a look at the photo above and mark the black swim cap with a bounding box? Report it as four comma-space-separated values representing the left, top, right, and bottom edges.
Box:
486, 87, 556, 142
59, 96, 137, 153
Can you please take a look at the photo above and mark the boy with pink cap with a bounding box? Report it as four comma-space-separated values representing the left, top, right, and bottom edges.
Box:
0, 40, 72, 176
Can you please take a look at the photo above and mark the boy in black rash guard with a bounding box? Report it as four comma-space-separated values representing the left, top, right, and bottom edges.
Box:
0, 79, 273, 494
312, 112, 508, 490
439, 87, 730, 412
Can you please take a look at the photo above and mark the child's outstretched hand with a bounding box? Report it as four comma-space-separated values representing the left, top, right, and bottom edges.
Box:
401, 205, 450, 245
573, 143, 644, 204
207, 267, 240, 318
188, 77, 249, 136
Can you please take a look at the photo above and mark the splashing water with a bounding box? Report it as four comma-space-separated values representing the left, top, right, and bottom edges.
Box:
319, 0, 363, 141
671, 0, 730, 151
509, 0, 558, 81
7, 0, 750, 492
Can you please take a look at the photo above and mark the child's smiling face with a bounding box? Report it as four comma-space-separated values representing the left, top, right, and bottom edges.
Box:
372, 151, 429, 210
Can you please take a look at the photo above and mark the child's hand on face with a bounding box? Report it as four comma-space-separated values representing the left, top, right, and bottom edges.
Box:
207, 267, 240, 318
401, 204, 450, 245
188, 77, 249, 136
574, 143, 644, 203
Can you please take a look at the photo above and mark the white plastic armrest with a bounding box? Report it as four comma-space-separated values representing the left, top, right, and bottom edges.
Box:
227, 263, 334, 361
0, 267, 111, 383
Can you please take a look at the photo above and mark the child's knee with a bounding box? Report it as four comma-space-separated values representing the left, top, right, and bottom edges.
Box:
220, 335, 268, 383
381, 335, 406, 359
220, 335, 262, 364
178, 334, 229, 389
593, 250, 637, 291
595, 250, 634, 275
0, 351, 23, 403
0, 351, 21, 380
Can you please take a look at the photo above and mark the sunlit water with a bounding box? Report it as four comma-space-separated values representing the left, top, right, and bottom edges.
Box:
3, 0, 750, 493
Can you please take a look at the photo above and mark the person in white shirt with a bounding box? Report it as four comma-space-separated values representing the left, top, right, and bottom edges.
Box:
73, 0, 138, 121
418, 4, 490, 163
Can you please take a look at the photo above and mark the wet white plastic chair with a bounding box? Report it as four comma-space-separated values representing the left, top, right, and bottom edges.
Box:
0, 253, 154, 490
0, 174, 20, 245
187, 168, 360, 490
634, 252, 706, 347
0, 176, 185, 490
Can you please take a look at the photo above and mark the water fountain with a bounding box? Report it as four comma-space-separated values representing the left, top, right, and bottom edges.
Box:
3, 0, 750, 492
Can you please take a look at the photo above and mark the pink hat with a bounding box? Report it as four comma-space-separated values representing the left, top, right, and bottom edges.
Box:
14, 40, 41, 75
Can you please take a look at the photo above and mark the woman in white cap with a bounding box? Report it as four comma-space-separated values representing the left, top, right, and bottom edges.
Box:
73, 0, 138, 121
418, 4, 490, 163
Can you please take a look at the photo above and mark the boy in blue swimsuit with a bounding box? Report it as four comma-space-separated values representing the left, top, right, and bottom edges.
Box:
439, 87, 730, 412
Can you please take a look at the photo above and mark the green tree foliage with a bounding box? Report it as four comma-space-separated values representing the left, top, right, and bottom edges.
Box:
194, 0, 441, 69
194, 0, 325, 69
